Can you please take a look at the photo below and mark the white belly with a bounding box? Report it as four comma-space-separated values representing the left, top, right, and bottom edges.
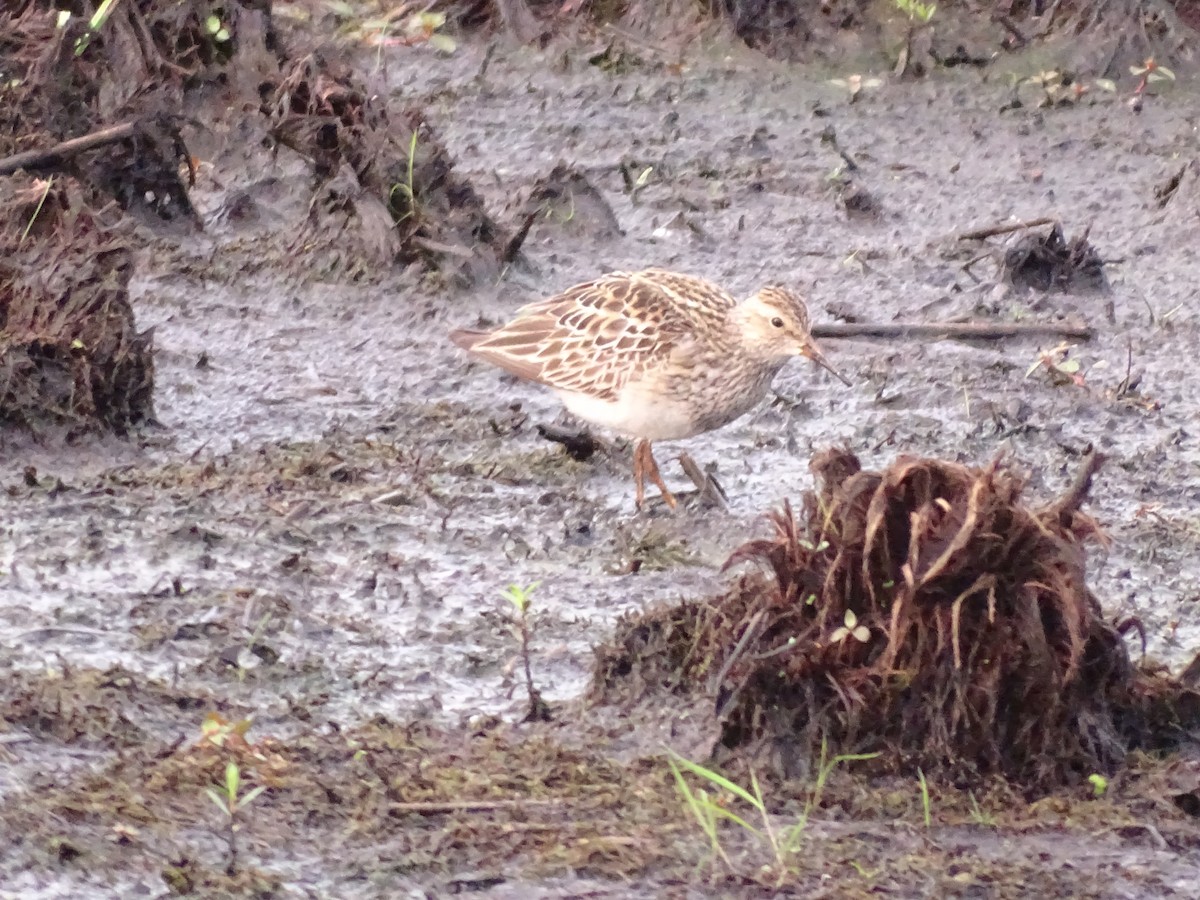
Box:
556, 385, 706, 441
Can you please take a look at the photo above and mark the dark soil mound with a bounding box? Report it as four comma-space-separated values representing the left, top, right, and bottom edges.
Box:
264, 51, 507, 280
0, 0, 513, 428
0, 182, 153, 432
594, 449, 1200, 791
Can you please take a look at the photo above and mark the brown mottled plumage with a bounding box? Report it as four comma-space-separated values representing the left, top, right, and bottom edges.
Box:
451, 269, 849, 509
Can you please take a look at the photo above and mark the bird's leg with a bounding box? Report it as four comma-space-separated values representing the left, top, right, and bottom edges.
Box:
641, 441, 678, 510
633, 439, 647, 510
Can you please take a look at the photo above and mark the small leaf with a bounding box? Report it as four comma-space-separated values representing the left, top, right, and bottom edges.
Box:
852, 625, 870, 642
241, 785, 268, 807
225, 761, 240, 798
1157, 66, 1176, 81
635, 166, 653, 188
205, 14, 221, 35
1088, 773, 1108, 797
56, 10, 71, 28
215, 27, 230, 43
205, 788, 230, 816
428, 33, 456, 54
843, 609, 858, 629
1057, 358, 1080, 374
1093, 78, 1117, 93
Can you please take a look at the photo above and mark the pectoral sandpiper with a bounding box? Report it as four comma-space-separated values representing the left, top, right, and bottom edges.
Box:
451, 268, 850, 509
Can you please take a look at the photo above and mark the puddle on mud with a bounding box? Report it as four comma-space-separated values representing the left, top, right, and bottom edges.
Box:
4, 10, 1200, 897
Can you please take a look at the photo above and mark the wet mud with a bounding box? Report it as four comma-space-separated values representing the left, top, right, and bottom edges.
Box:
5, 2, 1200, 896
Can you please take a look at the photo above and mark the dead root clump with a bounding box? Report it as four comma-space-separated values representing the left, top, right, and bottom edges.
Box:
1001, 221, 1108, 293
0, 0, 278, 222
594, 448, 1200, 791
262, 50, 508, 281
1036, 0, 1200, 75
0, 180, 154, 433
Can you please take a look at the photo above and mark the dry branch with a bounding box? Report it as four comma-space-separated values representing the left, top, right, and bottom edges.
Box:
957, 217, 1058, 241
811, 321, 1095, 341
0, 123, 139, 177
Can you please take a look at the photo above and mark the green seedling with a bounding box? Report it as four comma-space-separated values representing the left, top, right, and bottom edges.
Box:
895, 0, 936, 23
1131, 58, 1175, 94
830, 609, 870, 645
1088, 773, 1108, 797
389, 130, 420, 223
205, 761, 267, 875
63, 0, 122, 57
968, 792, 996, 826
1026, 342, 1085, 387
501, 583, 550, 721
828, 74, 883, 103
204, 13, 231, 45
917, 768, 932, 828
667, 741, 878, 884
353, 9, 456, 54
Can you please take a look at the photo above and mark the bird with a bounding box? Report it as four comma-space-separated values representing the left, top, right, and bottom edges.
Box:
450, 268, 850, 510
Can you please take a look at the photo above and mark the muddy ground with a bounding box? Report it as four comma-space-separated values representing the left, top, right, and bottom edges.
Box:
5, 4, 1200, 897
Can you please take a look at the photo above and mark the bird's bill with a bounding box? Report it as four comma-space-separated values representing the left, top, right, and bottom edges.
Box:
802, 341, 852, 386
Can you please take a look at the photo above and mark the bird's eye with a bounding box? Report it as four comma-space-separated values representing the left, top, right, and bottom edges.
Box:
770, 316, 785, 328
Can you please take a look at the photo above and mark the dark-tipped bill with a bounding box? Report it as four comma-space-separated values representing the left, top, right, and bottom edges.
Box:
803, 341, 852, 386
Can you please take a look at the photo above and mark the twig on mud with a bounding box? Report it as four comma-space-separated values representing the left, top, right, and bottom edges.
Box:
15, 626, 133, 641
389, 799, 562, 815
993, 13, 1029, 49
1115, 342, 1135, 398
502, 209, 538, 264
678, 451, 727, 509
810, 321, 1095, 341
0, 122, 138, 176
956, 217, 1057, 241
819, 126, 859, 173
1041, 446, 1105, 528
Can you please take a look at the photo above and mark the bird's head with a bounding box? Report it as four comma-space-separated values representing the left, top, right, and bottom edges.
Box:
739, 285, 850, 385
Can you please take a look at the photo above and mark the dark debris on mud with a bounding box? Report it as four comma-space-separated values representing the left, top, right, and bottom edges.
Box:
595, 448, 1200, 792
437, 0, 1200, 73
1000, 221, 1109, 293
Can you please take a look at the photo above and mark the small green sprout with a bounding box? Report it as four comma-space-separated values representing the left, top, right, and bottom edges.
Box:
1088, 773, 1108, 797
829, 74, 883, 103
830, 609, 870, 645
917, 768, 932, 827
895, 0, 936, 23
667, 741, 878, 883
205, 761, 267, 875
501, 583, 549, 721
968, 792, 996, 826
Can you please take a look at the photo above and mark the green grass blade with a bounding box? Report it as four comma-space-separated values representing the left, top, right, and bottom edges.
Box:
667, 749, 762, 811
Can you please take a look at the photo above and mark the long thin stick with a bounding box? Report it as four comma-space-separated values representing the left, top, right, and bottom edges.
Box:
0, 122, 139, 176
956, 217, 1057, 241
389, 799, 561, 815
811, 321, 1094, 341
